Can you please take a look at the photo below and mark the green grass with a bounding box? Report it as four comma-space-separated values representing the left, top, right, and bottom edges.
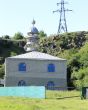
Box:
0, 90, 87, 110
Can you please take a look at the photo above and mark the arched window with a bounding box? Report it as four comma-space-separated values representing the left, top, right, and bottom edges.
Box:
18, 80, 26, 86
19, 63, 26, 71
48, 64, 55, 72
47, 81, 55, 90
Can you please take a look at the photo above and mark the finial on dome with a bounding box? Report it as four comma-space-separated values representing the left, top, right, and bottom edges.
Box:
32, 19, 36, 26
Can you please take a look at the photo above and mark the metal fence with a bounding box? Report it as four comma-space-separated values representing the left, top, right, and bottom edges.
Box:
46, 86, 76, 90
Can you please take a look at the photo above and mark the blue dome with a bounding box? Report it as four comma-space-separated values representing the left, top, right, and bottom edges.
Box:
31, 26, 38, 34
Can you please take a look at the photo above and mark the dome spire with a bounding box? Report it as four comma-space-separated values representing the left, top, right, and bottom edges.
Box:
32, 19, 36, 26
24, 20, 39, 52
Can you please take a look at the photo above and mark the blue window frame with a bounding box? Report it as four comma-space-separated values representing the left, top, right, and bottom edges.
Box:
19, 63, 26, 71
18, 80, 26, 86
48, 64, 55, 72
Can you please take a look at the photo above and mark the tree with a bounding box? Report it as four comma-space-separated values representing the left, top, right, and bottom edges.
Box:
0, 65, 4, 78
10, 51, 17, 57
13, 32, 24, 40
2, 35, 10, 39
38, 30, 47, 38
71, 67, 88, 89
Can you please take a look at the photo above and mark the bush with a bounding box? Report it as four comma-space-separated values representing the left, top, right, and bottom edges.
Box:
0, 65, 5, 78
72, 67, 88, 88
13, 32, 24, 40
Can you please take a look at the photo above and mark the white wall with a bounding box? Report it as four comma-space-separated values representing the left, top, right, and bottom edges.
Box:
5, 58, 67, 79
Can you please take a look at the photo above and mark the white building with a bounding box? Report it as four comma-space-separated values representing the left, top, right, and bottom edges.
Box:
4, 20, 67, 89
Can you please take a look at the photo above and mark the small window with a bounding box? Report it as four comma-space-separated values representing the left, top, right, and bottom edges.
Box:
18, 80, 26, 86
19, 63, 26, 71
48, 64, 55, 72
47, 81, 55, 90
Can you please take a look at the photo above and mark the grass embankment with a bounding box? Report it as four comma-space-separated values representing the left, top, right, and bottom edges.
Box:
0, 90, 87, 110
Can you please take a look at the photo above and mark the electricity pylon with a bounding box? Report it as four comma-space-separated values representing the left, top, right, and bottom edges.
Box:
53, 0, 72, 34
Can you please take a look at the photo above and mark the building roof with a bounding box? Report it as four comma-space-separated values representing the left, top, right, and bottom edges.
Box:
8, 51, 66, 61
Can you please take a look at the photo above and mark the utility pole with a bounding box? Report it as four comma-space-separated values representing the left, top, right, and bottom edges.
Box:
53, 0, 72, 34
